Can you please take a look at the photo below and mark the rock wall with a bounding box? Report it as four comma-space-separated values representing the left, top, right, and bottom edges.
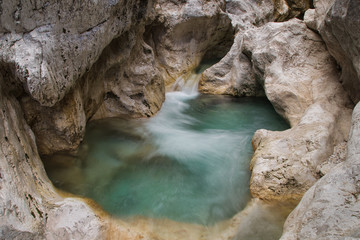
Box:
246, 19, 352, 203
278, 0, 360, 238
201, 6, 353, 203
0, 71, 106, 239
0, 0, 240, 238
280, 102, 360, 240
0, 0, 166, 155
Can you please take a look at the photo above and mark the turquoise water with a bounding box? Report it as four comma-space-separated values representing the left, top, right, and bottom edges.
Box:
45, 93, 288, 226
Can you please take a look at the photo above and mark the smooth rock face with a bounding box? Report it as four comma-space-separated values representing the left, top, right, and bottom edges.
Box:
317, 0, 360, 103
244, 19, 353, 202
280, 102, 360, 240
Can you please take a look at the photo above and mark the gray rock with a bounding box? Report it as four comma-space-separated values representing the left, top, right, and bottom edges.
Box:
318, 0, 360, 103
0, 0, 153, 107
280, 102, 360, 240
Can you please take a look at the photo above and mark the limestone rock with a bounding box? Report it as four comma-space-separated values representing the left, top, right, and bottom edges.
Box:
45, 199, 105, 240
147, 0, 234, 85
245, 19, 353, 202
273, 0, 313, 21
280, 102, 360, 240
0, 72, 106, 239
303, 0, 336, 31
199, 0, 274, 96
199, 33, 263, 96
1, 1, 166, 155
317, 0, 360, 103
0, 0, 154, 107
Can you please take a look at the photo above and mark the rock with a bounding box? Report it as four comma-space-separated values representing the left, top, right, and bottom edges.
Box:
303, 8, 317, 31
245, 19, 353, 202
317, 0, 360, 103
273, 0, 313, 21
45, 199, 105, 240
280, 102, 360, 240
303, 0, 336, 32
199, 34, 263, 96
0, 0, 154, 107
1, 1, 166, 155
147, 0, 234, 85
199, 0, 274, 96
0, 71, 107, 239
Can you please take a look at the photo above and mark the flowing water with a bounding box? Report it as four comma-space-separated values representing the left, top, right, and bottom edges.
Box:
44, 67, 290, 237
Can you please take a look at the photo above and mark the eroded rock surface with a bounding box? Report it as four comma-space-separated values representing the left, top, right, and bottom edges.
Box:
0, 0, 166, 155
199, 0, 276, 96
280, 102, 360, 240
0, 0, 359, 239
0, 71, 107, 239
147, 0, 234, 85
245, 19, 353, 202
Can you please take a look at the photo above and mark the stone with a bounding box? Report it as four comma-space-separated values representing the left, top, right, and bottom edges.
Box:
317, 0, 360, 103
199, 34, 263, 96
303, 8, 317, 31
147, 0, 234, 85
244, 19, 353, 202
0, 71, 106, 239
199, 0, 274, 96
280, 102, 360, 240
273, 0, 313, 21
0, 0, 154, 107
0, 1, 166, 155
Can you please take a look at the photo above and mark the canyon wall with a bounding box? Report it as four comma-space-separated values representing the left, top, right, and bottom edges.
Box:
0, 0, 359, 239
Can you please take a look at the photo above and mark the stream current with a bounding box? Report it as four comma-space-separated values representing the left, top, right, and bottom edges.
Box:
45, 67, 289, 229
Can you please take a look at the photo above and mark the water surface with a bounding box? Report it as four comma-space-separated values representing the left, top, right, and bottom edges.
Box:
45, 92, 288, 226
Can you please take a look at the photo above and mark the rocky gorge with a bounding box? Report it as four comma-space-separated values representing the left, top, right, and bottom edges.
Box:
0, 0, 359, 239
